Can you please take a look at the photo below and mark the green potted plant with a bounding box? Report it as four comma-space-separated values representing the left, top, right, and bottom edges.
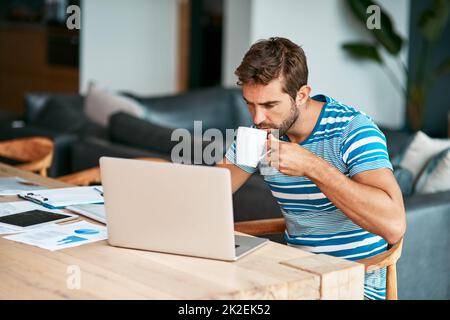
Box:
342, 0, 450, 132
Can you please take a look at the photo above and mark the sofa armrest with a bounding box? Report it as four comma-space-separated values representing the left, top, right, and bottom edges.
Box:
403, 191, 450, 211
397, 191, 450, 299
23, 93, 51, 123
24, 92, 85, 124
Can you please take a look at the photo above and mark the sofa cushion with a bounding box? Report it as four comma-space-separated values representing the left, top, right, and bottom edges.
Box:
399, 131, 450, 182
415, 148, 450, 194
109, 112, 227, 165
131, 87, 252, 132
84, 83, 146, 127
70, 136, 171, 172
393, 166, 414, 197
109, 112, 177, 155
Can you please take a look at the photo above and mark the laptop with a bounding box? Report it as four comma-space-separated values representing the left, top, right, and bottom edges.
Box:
99, 157, 268, 261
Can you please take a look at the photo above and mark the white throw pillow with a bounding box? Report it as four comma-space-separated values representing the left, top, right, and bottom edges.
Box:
399, 131, 450, 181
84, 83, 146, 127
416, 148, 450, 194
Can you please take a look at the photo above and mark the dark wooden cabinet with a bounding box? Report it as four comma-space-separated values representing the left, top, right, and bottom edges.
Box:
0, 23, 79, 115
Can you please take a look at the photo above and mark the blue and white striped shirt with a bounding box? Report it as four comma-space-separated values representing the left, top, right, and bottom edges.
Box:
225, 94, 393, 300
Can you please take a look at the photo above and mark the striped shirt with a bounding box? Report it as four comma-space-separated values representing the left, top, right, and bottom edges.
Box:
225, 94, 393, 300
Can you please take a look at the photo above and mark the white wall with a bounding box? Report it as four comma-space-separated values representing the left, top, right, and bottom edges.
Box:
80, 0, 178, 96
223, 0, 410, 129
222, 0, 251, 86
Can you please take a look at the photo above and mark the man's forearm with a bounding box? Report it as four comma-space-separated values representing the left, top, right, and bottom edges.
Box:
305, 156, 404, 243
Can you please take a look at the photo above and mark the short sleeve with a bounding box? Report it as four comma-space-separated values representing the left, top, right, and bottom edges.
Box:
224, 141, 258, 174
340, 114, 393, 177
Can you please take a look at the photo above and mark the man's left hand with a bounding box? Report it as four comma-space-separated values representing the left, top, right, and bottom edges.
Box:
266, 133, 317, 176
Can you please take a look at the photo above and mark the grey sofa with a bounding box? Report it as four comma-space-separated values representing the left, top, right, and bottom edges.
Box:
0, 87, 448, 299
381, 128, 450, 299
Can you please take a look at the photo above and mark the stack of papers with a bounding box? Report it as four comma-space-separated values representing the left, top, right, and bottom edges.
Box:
4, 220, 107, 251
1, 185, 108, 251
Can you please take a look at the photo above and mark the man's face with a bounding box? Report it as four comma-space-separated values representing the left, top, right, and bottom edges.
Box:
242, 77, 299, 136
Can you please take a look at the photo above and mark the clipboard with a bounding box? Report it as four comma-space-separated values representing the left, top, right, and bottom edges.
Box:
18, 186, 104, 209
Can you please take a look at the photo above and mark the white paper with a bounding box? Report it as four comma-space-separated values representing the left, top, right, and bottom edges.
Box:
0, 224, 24, 235
0, 177, 46, 196
3, 221, 108, 251
66, 203, 106, 224
0, 201, 59, 217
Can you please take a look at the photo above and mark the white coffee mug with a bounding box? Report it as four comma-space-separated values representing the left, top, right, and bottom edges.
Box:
236, 127, 268, 168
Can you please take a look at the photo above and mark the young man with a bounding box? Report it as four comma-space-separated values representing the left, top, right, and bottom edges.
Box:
217, 37, 406, 300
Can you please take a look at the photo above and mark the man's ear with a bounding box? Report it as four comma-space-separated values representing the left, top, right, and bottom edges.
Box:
296, 85, 311, 106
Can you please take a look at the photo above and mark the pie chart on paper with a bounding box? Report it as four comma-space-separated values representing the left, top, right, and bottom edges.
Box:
74, 229, 99, 235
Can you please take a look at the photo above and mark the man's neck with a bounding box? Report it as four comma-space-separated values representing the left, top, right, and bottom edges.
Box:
285, 98, 324, 144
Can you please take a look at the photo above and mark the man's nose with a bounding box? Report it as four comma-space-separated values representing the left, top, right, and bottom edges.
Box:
253, 108, 266, 126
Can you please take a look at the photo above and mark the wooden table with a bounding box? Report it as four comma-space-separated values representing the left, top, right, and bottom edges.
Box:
0, 163, 364, 299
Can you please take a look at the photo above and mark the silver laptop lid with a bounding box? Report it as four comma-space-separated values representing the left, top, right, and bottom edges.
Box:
99, 157, 236, 261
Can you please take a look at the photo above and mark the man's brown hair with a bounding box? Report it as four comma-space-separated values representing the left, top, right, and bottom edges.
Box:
235, 37, 308, 101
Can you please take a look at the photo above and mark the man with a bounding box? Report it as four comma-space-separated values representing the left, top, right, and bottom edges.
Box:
217, 37, 406, 300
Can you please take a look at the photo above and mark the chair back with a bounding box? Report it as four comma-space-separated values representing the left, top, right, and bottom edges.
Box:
0, 137, 53, 177
356, 238, 403, 300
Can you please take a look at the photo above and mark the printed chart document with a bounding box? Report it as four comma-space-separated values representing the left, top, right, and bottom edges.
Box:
0, 177, 46, 196
0, 201, 62, 217
3, 221, 108, 251
0, 224, 23, 235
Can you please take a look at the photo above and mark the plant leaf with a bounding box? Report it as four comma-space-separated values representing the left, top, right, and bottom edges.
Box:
418, 0, 450, 42
346, 0, 404, 55
342, 43, 383, 63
